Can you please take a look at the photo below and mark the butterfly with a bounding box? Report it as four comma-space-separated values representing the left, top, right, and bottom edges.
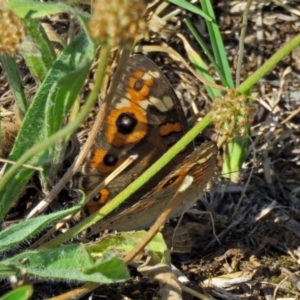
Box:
75, 54, 217, 231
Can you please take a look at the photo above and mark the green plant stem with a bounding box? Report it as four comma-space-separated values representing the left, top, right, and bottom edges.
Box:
237, 33, 300, 93
0, 46, 110, 194
43, 114, 212, 248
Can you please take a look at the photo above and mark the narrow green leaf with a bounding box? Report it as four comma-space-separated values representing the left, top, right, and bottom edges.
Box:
0, 33, 94, 222
200, 0, 234, 88
184, 19, 226, 93
0, 196, 84, 252
0, 54, 27, 116
168, 0, 212, 21
3, 245, 129, 283
22, 18, 56, 81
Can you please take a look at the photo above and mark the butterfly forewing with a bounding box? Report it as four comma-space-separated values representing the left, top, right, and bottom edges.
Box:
79, 55, 194, 215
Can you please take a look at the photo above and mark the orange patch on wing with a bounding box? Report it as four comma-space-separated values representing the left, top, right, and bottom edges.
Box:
159, 122, 183, 137
91, 148, 125, 173
86, 188, 110, 215
132, 70, 144, 79
127, 72, 154, 104
105, 106, 148, 147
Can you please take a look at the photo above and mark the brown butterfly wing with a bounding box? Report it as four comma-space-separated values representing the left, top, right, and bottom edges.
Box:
78, 55, 194, 215
93, 141, 217, 232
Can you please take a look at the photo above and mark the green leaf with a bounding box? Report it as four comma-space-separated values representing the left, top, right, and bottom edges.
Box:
200, 0, 234, 88
182, 20, 222, 99
0, 196, 84, 252
147, 232, 171, 265
86, 231, 171, 265
168, 0, 212, 21
0, 285, 33, 300
3, 245, 129, 283
0, 33, 94, 222
22, 18, 56, 81
0, 55, 28, 116
6, 0, 71, 19
0, 263, 18, 277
